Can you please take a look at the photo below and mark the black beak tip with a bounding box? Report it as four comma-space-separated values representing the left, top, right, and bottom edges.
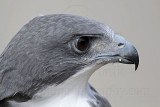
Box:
135, 62, 139, 71
134, 53, 139, 71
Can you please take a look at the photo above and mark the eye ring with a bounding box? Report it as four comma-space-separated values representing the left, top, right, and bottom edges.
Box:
74, 36, 90, 53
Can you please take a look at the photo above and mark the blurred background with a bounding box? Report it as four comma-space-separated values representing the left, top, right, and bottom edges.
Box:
0, 0, 159, 107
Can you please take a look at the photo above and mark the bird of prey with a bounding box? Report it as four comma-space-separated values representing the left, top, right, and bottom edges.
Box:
0, 14, 139, 107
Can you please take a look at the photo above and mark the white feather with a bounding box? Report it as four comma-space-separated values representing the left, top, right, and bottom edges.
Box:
10, 66, 98, 107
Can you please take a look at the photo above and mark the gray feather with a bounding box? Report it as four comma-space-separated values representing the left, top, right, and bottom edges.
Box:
0, 14, 112, 102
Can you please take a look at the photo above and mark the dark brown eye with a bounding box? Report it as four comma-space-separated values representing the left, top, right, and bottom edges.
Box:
76, 36, 90, 52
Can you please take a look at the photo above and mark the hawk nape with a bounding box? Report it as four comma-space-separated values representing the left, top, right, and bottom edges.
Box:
0, 14, 139, 107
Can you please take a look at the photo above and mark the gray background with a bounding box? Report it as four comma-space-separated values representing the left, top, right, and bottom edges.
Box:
0, 0, 159, 107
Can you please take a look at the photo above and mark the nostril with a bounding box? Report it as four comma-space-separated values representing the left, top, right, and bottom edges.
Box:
118, 43, 124, 48
118, 43, 124, 46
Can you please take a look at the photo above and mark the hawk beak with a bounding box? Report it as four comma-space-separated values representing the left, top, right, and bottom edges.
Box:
112, 34, 139, 71
95, 35, 139, 71
117, 43, 139, 70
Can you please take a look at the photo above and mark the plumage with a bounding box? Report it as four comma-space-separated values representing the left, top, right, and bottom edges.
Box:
0, 14, 139, 107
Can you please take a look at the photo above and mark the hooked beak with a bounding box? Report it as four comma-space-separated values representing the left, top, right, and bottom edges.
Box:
96, 35, 139, 71
117, 43, 139, 70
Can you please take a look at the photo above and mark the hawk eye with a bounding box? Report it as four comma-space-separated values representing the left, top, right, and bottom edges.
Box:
76, 36, 90, 52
